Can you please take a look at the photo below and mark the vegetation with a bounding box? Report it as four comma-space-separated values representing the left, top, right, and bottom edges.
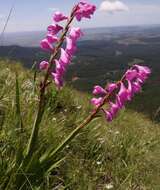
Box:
0, 59, 160, 189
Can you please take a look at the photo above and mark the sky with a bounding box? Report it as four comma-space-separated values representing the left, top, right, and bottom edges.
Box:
0, 0, 160, 33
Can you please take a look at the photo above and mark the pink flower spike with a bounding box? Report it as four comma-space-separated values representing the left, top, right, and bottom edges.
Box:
93, 85, 107, 96
40, 39, 53, 51
60, 48, 70, 65
91, 97, 103, 107
46, 34, 58, 44
53, 11, 68, 22
39, 61, 49, 70
47, 24, 63, 35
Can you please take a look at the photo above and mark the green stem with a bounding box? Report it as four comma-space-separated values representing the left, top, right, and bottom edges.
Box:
40, 94, 109, 164
25, 7, 76, 159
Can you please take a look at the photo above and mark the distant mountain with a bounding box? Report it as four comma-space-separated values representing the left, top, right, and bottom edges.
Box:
1, 25, 160, 47
0, 25, 160, 91
1, 25, 160, 119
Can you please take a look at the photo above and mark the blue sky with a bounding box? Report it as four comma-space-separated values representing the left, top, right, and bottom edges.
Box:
0, 0, 160, 33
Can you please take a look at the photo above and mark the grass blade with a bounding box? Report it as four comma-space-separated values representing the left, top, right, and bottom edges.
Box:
15, 72, 23, 132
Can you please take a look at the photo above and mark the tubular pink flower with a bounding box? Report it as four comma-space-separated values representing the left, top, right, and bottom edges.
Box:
91, 97, 103, 107
134, 64, 151, 76
118, 82, 130, 105
55, 59, 66, 75
51, 72, 63, 88
115, 95, 123, 109
53, 11, 68, 22
40, 39, 54, 51
39, 61, 49, 70
75, 1, 96, 21
46, 34, 58, 43
106, 83, 118, 92
138, 73, 149, 83
93, 85, 107, 96
126, 80, 133, 99
109, 101, 120, 116
132, 81, 141, 94
59, 48, 70, 65
69, 27, 83, 40
102, 109, 113, 122
125, 69, 138, 81
47, 24, 63, 35
66, 37, 77, 55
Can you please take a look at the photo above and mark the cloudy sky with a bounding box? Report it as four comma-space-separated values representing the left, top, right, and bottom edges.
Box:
0, 0, 160, 33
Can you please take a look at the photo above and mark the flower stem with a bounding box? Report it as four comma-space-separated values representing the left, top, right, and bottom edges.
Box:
40, 73, 126, 163
25, 7, 77, 159
40, 93, 110, 164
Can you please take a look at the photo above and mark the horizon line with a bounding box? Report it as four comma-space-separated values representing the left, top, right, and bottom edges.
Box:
4, 23, 160, 34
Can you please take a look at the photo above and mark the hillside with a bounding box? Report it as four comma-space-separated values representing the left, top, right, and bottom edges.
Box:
0, 26, 160, 120
0, 60, 160, 189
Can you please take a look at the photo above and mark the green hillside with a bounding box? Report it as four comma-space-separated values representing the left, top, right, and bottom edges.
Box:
0, 59, 160, 189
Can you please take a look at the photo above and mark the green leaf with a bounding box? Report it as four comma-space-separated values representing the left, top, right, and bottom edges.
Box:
46, 157, 66, 174
15, 73, 24, 166
15, 72, 23, 132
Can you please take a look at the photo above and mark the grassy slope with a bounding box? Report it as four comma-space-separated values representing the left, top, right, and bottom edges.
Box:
0, 59, 160, 189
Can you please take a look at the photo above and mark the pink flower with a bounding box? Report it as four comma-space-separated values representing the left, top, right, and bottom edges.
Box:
39, 61, 49, 70
125, 69, 138, 81
118, 82, 131, 105
134, 64, 151, 83
134, 64, 151, 76
53, 11, 68, 22
46, 34, 58, 43
106, 83, 117, 92
116, 95, 123, 109
75, 1, 96, 21
93, 85, 107, 96
51, 72, 63, 88
59, 48, 70, 65
132, 81, 141, 94
109, 101, 119, 116
47, 24, 63, 35
66, 37, 77, 55
102, 109, 113, 122
91, 97, 103, 107
52, 27, 83, 88
69, 27, 83, 40
126, 80, 133, 99
40, 39, 53, 51
55, 59, 66, 75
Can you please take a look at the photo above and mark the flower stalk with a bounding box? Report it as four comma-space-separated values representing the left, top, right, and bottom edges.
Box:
40, 64, 151, 162
25, 6, 77, 159
26, 0, 97, 159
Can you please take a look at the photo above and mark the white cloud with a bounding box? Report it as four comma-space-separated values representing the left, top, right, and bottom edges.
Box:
99, 0, 129, 13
